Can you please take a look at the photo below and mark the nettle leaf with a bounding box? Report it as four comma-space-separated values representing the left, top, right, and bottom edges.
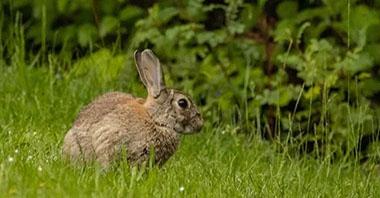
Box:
295, 7, 330, 23
165, 24, 197, 46
365, 44, 380, 64
197, 30, 227, 48
359, 78, 380, 97
131, 27, 162, 48
277, 54, 304, 70
348, 5, 380, 29
325, 73, 339, 87
345, 5, 380, 47
306, 39, 333, 54
274, 19, 295, 42
281, 39, 340, 86
57, 0, 69, 13
336, 52, 374, 74
358, 72, 372, 80
149, 5, 178, 26
55, 25, 76, 44
239, 3, 262, 30
257, 87, 294, 106
276, 1, 298, 19
322, 0, 348, 14
278, 87, 293, 106
236, 39, 260, 60
304, 85, 321, 100
200, 54, 221, 79
77, 24, 97, 47
119, 6, 144, 22
99, 16, 119, 37
98, 0, 117, 14
350, 27, 367, 49
228, 21, 245, 35
184, 0, 206, 21
367, 24, 380, 43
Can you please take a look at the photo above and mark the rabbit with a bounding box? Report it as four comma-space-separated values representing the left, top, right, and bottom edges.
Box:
62, 49, 203, 168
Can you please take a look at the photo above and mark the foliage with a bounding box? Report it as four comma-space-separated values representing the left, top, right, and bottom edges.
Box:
0, 0, 145, 57
1, 0, 380, 160
128, 0, 380, 160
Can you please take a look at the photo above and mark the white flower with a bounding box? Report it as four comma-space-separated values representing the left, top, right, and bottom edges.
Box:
55, 74, 62, 79
8, 130, 12, 134
15, 149, 19, 153
27, 156, 33, 161
221, 130, 226, 134
38, 166, 42, 172
179, 186, 185, 192
8, 157, 14, 162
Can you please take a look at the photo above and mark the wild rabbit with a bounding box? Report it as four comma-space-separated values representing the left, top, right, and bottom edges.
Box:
62, 49, 203, 168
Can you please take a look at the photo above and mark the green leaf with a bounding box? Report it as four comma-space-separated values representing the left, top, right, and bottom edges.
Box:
197, 30, 227, 48
57, 0, 69, 13
119, 6, 144, 22
276, 1, 298, 19
365, 44, 380, 64
183, 0, 206, 21
346, 5, 380, 47
149, 5, 179, 26
367, 24, 380, 43
322, 0, 347, 14
99, 16, 119, 37
77, 24, 97, 47
228, 21, 245, 35
359, 78, 380, 97
274, 19, 295, 42
304, 85, 320, 100
337, 52, 374, 74
239, 4, 262, 29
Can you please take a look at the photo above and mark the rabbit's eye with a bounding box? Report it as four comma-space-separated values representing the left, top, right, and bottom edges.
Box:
178, 98, 188, 108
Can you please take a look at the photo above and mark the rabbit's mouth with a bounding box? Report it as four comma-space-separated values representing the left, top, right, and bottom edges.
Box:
174, 115, 203, 134
191, 114, 204, 133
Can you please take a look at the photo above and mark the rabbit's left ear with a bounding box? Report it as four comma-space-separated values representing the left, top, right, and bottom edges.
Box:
134, 49, 166, 98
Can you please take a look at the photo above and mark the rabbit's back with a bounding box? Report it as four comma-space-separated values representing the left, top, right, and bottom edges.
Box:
74, 92, 145, 126
63, 91, 154, 167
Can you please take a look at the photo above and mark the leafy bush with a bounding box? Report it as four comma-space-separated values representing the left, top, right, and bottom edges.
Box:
129, 0, 380, 159
0, 0, 146, 58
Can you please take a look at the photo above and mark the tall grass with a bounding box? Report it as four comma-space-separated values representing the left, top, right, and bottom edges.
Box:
1, 7, 380, 198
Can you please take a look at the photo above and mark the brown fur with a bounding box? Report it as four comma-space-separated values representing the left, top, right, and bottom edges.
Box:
62, 50, 203, 168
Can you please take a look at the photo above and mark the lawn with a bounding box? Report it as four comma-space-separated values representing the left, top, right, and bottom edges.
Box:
1, 57, 380, 198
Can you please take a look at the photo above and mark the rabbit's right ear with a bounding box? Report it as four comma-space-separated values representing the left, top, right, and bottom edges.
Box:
134, 49, 166, 98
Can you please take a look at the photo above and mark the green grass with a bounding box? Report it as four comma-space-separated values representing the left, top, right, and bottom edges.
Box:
1, 59, 380, 198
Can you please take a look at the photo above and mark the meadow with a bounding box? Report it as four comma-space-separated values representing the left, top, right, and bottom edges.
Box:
0, 53, 379, 197
1, 0, 380, 197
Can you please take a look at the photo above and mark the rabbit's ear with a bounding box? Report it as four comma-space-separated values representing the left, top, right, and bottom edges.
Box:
134, 49, 166, 98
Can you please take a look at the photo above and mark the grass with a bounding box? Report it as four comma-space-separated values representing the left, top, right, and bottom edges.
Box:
1, 55, 380, 198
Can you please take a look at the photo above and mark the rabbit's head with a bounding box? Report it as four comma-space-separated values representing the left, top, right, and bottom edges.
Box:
134, 49, 203, 134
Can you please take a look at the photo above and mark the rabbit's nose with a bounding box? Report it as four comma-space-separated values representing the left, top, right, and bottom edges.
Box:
194, 116, 203, 133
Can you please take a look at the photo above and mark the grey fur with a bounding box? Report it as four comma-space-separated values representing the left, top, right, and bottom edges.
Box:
62, 49, 203, 168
